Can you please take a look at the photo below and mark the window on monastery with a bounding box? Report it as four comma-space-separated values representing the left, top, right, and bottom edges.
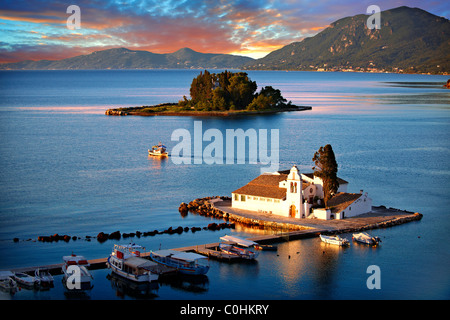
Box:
234, 194, 238, 201
241, 195, 246, 201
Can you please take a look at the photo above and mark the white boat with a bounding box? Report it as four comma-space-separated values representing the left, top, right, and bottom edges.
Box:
35, 268, 54, 288
150, 249, 210, 275
13, 272, 38, 288
353, 232, 381, 246
62, 254, 94, 291
148, 142, 168, 157
107, 244, 159, 283
219, 235, 260, 259
0, 271, 18, 293
320, 234, 350, 246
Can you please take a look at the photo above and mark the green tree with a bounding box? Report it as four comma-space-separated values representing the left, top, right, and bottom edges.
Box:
226, 72, 257, 110
181, 70, 290, 111
312, 144, 339, 206
259, 86, 287, 107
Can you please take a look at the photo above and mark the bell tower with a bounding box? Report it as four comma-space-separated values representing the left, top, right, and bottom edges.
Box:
286, 165, 303, 218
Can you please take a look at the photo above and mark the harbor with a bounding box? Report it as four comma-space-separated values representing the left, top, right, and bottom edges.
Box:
3, 202, 422, 277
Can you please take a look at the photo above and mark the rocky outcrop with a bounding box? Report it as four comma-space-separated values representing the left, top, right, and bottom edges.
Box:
105, 109, 127, 116
444, 79, 450, 89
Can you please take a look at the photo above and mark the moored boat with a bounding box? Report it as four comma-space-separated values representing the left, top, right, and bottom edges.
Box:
219, 235, 260, 259
0, 271, 18, 293
352, 232, 381, 246
13, 272, 38, 288
62, 254, 94, 291
148, 142, 168, 157
35, 267, 54, 288
150, 249, 210, 275
107, 244, 159, 283
320, 234, 350, 246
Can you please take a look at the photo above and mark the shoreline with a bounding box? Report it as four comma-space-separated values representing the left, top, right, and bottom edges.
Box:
181, 197, 423, 236
105, 105, 312, 117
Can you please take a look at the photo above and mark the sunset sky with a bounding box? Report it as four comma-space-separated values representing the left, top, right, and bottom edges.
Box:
1, 0, 449, 63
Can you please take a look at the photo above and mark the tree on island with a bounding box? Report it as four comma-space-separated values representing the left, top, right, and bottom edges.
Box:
312, 144, 339, 206
179, 70, 292, 111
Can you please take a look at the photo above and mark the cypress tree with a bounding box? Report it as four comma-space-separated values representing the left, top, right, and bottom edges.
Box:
312, 144, 339, 206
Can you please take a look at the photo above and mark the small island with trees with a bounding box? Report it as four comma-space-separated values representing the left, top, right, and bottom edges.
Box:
105, 70, 311, 116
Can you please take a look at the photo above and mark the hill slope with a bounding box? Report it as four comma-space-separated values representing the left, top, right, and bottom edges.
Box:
244, 6, 450, 74
0, 47, 254, 70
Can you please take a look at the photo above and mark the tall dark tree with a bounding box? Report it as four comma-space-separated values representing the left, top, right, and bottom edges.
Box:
312, 144, 339, 206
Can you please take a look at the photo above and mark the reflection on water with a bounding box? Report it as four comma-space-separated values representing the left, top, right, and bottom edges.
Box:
274, 237, 352, 298
108, 272, 159, 299
159, 274, 209, 295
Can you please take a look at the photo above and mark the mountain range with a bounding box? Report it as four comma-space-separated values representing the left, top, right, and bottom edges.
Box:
243, 6, 449, 74
0, 47, 253, 70
1, 6, 449, 74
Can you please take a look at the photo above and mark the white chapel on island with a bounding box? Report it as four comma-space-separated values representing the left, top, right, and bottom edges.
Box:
231, 165, 372, 220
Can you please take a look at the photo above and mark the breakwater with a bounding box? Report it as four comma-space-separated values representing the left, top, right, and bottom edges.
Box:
13, 222, 235, 244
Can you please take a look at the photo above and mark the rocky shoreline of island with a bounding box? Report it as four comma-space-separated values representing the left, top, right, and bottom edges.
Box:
105, 104, 311, 117
179, 196, 423, 235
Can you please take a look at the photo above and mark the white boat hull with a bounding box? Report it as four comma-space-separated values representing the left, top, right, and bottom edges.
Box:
320, 234, 349, 246
219, 243, 259, 259
107, 256, 159, 283
352, 232, 380, 246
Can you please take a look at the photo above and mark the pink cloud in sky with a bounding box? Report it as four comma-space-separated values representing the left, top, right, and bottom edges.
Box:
0, 0, 448, 63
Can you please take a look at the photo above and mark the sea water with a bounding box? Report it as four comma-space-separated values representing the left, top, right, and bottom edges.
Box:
0, 70, 449, 300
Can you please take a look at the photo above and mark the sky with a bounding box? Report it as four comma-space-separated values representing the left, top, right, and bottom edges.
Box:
0, 0, 449, 63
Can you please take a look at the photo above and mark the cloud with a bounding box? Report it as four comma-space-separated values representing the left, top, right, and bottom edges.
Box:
1, 0, 449, 63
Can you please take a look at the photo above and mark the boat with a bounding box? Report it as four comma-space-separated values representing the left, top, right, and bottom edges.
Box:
352, 232, 381, 246
106, 244, 159, 283
62, 254, 94, 291
35, 267, 54, 288
255, 244, 277, 251
219, 235, 260, 259
0, 271, 18, 293
320, 234, 350, 246
148, 142, 168, 157
13, 272, 38, 288
150, 249, 210, 275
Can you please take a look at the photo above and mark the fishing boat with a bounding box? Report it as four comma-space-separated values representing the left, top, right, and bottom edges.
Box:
35, 267, 54, 288
107, 244, 159, 283
13, 272, 38, 288
150, 249, 210, 275
352, 232, 381, 246
62, 254, 94, 291
320, 234, 350, 246
0, 271, 18, 293
148, 142, 168, 157
219, 235, 260, 259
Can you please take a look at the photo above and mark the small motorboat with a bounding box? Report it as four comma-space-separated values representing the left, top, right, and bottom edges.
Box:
62, 254, 94, 291
107, 244, 159, 283
35, 267, 54, 288
219, 235, 260, 260
150, 249, 210, 275
352, 232, 381, 246
13, 272, 38, 288
320, 234, 350, 246
0, 271, 18, 293
148, 142, 168, 157
254, 244, 277, 251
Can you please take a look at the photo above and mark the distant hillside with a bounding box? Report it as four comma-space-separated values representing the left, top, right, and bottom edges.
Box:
0, 47, 254, 70
244, 6, 450, 74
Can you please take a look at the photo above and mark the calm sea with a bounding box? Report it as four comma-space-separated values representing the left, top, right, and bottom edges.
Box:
0, 70, 449, 300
